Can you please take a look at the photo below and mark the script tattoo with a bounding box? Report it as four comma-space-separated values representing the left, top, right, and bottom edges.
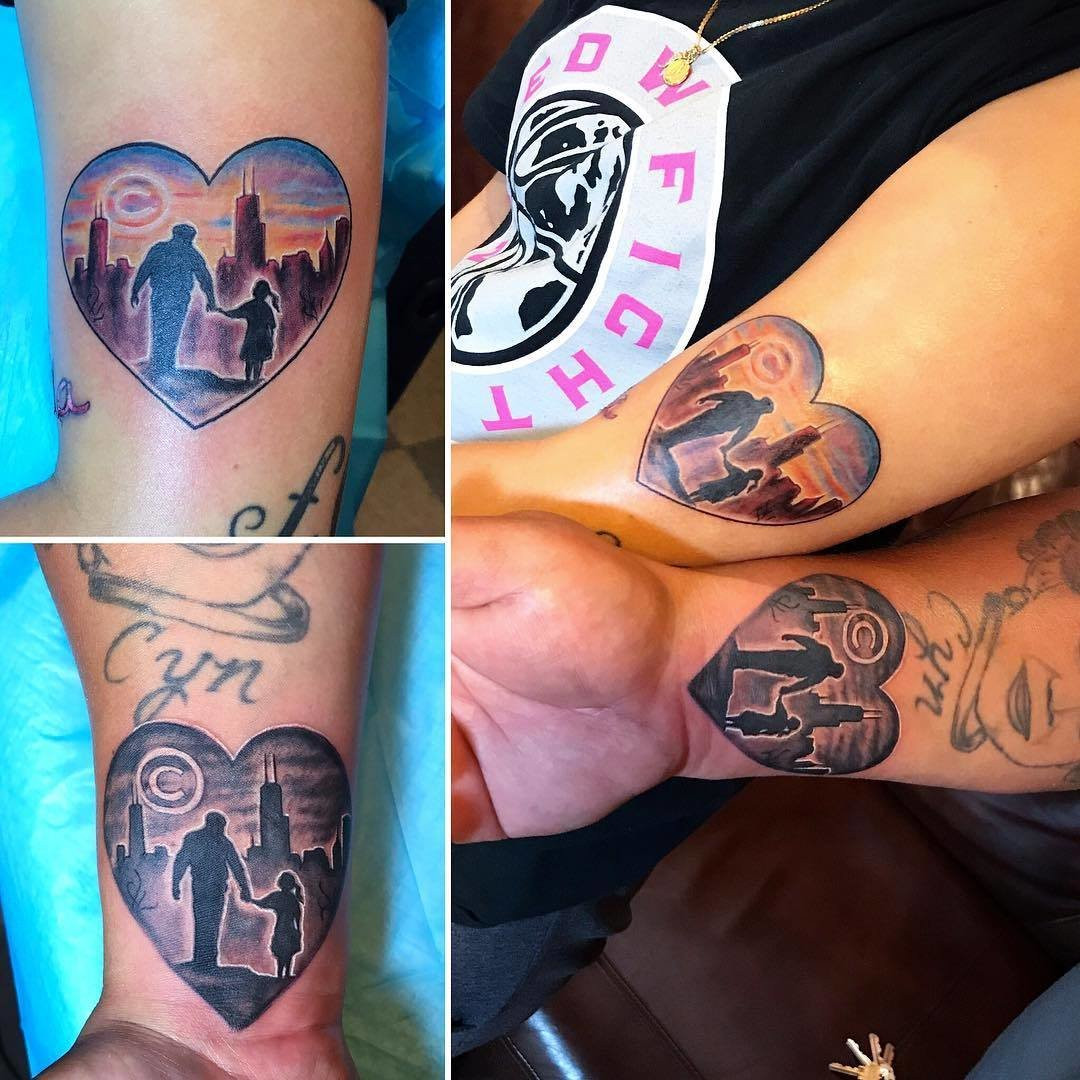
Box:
638, 317, 880, 525
62, 138, 351, 429
690, 574, 905, 774
80, 544, 310, 726
104, 720, 351, 1027
902, 593, 973, 718
55, 377, 91, 421
950, 509, 1080, 782
229, 434, 348, 537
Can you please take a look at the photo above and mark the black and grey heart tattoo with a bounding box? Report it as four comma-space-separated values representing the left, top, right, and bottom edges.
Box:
103, 720, 351, 1028
690, 574, 905, 774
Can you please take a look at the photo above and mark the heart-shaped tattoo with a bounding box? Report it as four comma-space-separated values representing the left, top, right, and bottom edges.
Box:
689, 574, 905, 774
104, 721, 351, 1028
638, 316, 879, 524
62, 139, 350, 428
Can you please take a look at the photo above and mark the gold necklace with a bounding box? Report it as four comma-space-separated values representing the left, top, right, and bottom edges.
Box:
662, 0, 835, 86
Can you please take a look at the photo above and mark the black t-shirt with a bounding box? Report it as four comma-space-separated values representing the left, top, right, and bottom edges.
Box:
452, 0, 1080, 926
450, 0, 1080, 440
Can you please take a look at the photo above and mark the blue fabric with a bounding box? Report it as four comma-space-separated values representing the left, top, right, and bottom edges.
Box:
0, 2, 445, 534
0, 542, 445, 1078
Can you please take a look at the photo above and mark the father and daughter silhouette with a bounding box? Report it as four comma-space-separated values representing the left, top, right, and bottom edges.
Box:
172, 811, 305, 979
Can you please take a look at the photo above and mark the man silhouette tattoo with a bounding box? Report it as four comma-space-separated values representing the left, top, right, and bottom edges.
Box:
130, 223, 217, 369
656, 390, 775, 503
172, 811, 252, 968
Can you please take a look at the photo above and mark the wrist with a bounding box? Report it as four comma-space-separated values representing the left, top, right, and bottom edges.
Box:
660, 563, 776, 782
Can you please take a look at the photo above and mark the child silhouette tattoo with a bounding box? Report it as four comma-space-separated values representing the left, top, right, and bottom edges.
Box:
220, 279, 281, 383
252, 871, 305, 978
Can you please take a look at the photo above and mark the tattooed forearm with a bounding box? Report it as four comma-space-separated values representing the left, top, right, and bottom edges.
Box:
228, 434, 348, 537
63, 139, 350, 429
638, 317, 880, 525
690, 574, 905, 774
104, 720, 351, 1028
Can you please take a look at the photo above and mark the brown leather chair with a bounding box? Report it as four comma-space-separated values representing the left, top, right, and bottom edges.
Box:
455, 778, 1072, 1079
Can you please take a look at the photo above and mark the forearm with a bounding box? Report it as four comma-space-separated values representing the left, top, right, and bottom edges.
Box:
454, 69, 1080, 565
2, 0, 386, 535
660, 488, 1080, 792
36, 543, 380, 1076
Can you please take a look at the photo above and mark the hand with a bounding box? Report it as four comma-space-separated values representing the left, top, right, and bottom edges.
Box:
452, 513, 691, 843
172, 885, 180, 901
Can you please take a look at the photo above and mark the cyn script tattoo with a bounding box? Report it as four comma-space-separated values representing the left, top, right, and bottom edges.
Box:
690, 574, 905, 774
62, 138, 350, 429
80, 544, 310, 725
906, 509, 1080, 782
639, 317, 880, 525
104, 719, 351, 1028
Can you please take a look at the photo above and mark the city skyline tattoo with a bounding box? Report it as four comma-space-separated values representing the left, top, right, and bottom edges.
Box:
62, 138, 351, 428
638, 317, 880, 525
689, 574, 905, 774
103, 721, 352, 1028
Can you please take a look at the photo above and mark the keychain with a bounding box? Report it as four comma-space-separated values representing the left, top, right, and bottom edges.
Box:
829, 1033, 897, 1079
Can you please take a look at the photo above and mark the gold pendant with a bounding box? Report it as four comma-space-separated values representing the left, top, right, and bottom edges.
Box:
662, 51, 695, 86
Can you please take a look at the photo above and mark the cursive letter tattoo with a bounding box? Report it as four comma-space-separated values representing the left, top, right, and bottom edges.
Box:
902, 592, 973, 718
229, 434, 348, 537
81, 545, 310, 727
104, 720, 351, 1027
55, 377, 91, 421
638, 317, 880, 525
690, 574, 905, 774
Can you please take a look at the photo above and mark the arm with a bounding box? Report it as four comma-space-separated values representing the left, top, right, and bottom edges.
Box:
192, 253, 217, 312
1, 0, 387, 536
170, 839, 190, 900
453, 69, 1080, 566
227, 841, 253, 902
36, 542, 380, 1079
129, 249, 154, 305
451, 488, 1079, 841
451, 172, 510, 265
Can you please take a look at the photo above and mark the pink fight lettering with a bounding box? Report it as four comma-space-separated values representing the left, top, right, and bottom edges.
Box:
547, 350, 614, 410
481, 385, 534, 432
629, 241, 682, 270
649, 152, 696, 203
604, 294, 663, 349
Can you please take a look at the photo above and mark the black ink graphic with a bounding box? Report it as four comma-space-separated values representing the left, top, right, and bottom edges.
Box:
229, 435, 348, 537
104, 721, 352, 1028
451, 91, 643, 366
690, 574, 905, 774
62, 139, 351, 428
951, 509, 1080, 772
130, 223, 217, 370
79, 543, 311, 642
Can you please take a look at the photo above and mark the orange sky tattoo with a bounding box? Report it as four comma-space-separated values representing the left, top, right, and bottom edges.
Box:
638, 316, 880, 525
